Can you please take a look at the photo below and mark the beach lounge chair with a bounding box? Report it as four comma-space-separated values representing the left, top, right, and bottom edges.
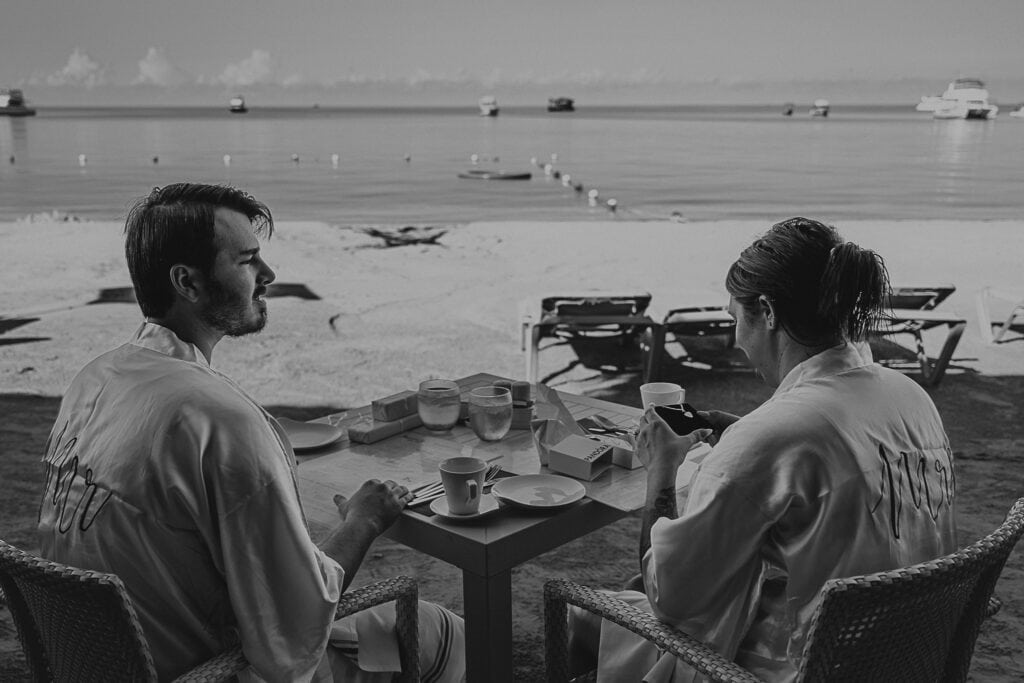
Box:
870, 284, 966, 387
658, 305, 748, 371
521, 292, 664, 385
0, 539, 420, 682
544, 497, 1024, 682
976, 287, 1024, 344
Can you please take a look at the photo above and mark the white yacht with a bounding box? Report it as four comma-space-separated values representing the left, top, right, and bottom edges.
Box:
810, 99, 830, 117
1009, 104, 1024, 119
478, 96, 499, 117
918, 78, 998, 119
229, 96, 248, 113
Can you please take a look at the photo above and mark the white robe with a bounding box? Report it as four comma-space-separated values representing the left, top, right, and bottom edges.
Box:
38, 322, 463, 682
586, 343, 957, 682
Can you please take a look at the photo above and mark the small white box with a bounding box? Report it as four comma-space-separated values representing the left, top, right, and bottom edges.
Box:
589, 433, 642, 470
548, 434, 613, 481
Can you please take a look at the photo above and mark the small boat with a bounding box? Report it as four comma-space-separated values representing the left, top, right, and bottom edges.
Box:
478, 96, 499, 117
918, 78, 998, 119
229, 96, 248, 113
547, 97, 575, 112
1010, 105, 1024, 119
810, 99, 830, 117
0, 89, 36, 117
457, 169, 532, 181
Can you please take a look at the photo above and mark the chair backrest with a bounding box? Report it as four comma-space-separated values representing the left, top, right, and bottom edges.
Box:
541, 293, 652, 319
796, 498, 1024, 682
0, 539, 158, 682
887, 285, 956, 311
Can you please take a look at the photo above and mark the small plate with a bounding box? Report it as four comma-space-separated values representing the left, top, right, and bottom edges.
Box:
490, 474, 586, 510
277, 417, 345, 451
429, 494, 501, 521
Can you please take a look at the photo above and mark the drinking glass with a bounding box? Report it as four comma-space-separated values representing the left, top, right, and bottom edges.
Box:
417, 379, 461, 431
468, 386, 513, 441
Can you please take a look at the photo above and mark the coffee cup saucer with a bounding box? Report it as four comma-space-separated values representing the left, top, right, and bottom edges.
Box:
429, 493, 501, 521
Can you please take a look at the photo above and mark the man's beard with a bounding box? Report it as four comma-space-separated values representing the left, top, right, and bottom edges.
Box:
200, 275, 267, 337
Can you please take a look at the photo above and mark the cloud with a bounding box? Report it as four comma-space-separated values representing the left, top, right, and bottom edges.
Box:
46, 49, 105, 87
133, 48, 188, 87
217, 49, 275, 87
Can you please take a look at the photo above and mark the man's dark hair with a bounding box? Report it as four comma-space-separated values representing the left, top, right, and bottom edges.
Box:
124, 183, 273, 317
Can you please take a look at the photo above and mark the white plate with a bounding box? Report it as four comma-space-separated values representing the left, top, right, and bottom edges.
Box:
490, 474, 586, 510
277, 418, 345, 451
429, 493, 501, 521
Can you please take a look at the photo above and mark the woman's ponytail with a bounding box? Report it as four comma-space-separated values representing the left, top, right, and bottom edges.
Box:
817, 242, 890, 342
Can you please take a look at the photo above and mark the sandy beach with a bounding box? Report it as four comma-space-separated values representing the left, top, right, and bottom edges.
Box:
2, 217, 1023, 680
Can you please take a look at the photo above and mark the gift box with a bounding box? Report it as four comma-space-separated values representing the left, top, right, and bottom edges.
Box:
348, 413, 423, 444
547, 434, 613, 481
371, 390, 418, 422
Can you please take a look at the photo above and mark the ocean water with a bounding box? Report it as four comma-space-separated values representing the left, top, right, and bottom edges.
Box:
1, 105, 1022, 224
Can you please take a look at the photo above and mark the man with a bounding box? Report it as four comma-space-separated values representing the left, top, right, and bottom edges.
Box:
37, 183, 464, 681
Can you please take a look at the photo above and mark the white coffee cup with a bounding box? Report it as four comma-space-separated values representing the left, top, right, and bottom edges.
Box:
439, 456, 486, 515
639, 382, 685, 408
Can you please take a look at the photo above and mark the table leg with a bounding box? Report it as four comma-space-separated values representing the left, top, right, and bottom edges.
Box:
463, 568, 513, 682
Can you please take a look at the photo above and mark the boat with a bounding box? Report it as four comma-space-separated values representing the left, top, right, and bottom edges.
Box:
0, 89, 36, 117
229, 96, 248, 113
810, 99, 830, 117
547, 97, 575, 112
457, 169, 532, 180
478, 96, 499, 117
918, 78, 998, 119
1010, 105, 1024, 119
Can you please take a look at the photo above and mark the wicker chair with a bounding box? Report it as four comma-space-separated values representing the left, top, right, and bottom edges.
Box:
0, 539, 419, 682
545, 497, 1024, 682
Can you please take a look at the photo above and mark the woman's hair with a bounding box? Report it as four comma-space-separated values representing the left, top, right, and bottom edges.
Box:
124, 183, 273, 318
725, 217, 890, 345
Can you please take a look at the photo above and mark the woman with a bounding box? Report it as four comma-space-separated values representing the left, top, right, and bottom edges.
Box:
571, 217, 958, 681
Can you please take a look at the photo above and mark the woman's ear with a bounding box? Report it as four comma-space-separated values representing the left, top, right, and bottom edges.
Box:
758, 295, 776, 330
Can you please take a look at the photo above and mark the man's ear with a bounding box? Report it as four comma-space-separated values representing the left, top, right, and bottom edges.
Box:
757, 295, 776, 330
168, 264, 202, 303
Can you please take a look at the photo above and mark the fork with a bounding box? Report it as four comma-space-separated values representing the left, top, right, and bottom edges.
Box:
408, 464, 502, 507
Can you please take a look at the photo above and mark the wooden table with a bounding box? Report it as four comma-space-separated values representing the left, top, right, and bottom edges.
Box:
294, 373, 655, 682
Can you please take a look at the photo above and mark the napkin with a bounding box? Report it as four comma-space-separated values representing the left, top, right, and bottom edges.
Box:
530, 383, 586, 466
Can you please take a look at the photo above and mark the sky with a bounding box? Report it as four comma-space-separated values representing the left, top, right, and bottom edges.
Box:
2, 0, 1023, 107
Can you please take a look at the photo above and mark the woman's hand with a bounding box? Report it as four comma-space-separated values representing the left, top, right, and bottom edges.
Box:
697, 410, 740, 446
636, 407, 713, 473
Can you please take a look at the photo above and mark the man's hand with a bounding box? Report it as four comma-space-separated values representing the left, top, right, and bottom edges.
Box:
322, 479, 412, 589
636, 407, 713, 472
335, 479, 412, 535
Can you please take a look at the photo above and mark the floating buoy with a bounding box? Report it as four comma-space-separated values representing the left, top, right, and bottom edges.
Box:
561, 174, 572, 186
8, 155, 14, 164
573, 183, 584, 193
291, 153, 300, 163
543, 163, 553, 176
470, 153, 479, 164
404, 154, 411, 162
606, 198, 618, 212
588, 188, 599, 206
78, 154, 87, 166
331, 153, 340, 168
550, 153, 558, 162
530, 156, 538, 166
223, 154, 231, 167
152, 156, 159, 164
552, 170, 561, 179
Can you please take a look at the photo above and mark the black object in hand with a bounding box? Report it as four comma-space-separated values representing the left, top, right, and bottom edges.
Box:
653, 403, 712, 435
